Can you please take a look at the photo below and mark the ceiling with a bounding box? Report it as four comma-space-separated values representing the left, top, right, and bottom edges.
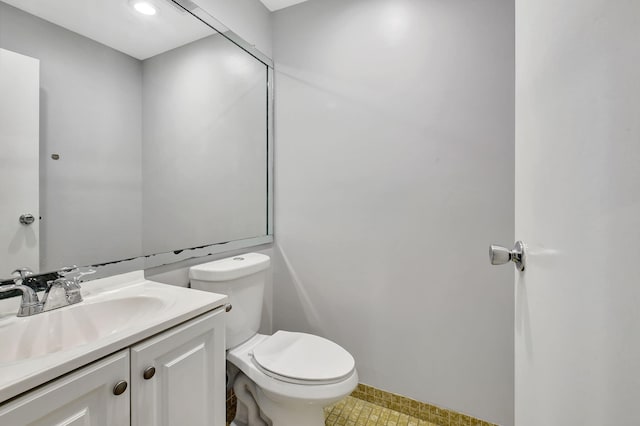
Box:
2, 0, 216, 59
259, 0, 309, 12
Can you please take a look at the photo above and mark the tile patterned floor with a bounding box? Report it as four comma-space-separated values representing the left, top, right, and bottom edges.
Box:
324, 396, 438, 426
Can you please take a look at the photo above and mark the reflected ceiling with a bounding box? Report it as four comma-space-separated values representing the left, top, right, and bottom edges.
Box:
259, 0, 309, 12
1, 0, 215, 59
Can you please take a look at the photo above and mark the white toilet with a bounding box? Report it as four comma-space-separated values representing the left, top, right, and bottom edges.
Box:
189, 253, 358, 426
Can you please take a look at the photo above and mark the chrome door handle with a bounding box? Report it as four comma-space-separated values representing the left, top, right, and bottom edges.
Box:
19, 214, 35, 225
489, 241, 526, 271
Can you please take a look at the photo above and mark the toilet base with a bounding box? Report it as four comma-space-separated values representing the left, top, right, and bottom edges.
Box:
231, 382, 330, 426
254, 385, 328, 426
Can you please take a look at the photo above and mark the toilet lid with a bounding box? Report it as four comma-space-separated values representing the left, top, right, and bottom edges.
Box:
252, 331, 355, 383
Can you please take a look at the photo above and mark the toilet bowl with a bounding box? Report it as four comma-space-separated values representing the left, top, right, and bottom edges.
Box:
189, 253, 357, 426
229, 333, 358, 425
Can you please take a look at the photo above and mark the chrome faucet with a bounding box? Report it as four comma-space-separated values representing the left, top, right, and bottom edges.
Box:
42, 276, 83, 311
0, 266, 93, 317
0, 268, 42, 317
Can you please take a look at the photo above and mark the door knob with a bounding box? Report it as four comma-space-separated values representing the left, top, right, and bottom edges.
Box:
489, 241, 526, 271
19, 214, 35, 225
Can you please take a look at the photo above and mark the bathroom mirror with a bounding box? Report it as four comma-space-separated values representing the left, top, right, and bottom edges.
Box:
0, 0, 273, 279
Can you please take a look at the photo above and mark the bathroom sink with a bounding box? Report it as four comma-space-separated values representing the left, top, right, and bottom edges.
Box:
0, 296, 165, 363
0, 271, 228, 403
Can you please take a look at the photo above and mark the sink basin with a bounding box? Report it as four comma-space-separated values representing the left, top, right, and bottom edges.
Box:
0, 296, 166, 363
0, 271, 227, 404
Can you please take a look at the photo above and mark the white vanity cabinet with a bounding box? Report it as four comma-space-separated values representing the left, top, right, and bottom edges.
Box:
0, 309, 225, 426
130, 309, 225, 426
0, 350, 131, 425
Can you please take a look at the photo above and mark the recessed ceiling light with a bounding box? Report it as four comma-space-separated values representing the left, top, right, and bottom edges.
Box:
132, 1, 157, 16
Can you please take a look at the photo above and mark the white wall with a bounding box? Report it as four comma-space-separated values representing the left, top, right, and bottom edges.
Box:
515, 0, 640, 425
272, 0, 514, 424
194, 0, 272, 58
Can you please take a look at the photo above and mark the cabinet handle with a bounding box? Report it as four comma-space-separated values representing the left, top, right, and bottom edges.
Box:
143, 366, 156, 380
113, 380, 128, 396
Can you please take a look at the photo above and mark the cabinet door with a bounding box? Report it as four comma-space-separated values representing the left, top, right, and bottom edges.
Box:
0, 350, 130, 426
131, 310, 225, 426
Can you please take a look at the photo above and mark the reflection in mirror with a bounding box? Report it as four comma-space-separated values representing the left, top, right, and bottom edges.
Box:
0, 0, 270, 278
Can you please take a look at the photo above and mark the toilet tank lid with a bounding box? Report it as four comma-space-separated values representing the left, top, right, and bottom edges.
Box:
189, 253, 270, 282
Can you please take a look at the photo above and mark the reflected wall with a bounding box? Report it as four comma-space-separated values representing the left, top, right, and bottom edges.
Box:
142, 34, 267, 255
0, 0, 270, 277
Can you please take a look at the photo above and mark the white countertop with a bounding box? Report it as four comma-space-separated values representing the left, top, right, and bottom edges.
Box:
0, 271, 227, 403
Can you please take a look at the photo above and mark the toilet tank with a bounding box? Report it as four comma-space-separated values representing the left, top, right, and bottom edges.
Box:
189, 253, 270, 349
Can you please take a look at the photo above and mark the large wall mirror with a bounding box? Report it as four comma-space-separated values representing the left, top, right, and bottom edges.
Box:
0, 0, 273, 281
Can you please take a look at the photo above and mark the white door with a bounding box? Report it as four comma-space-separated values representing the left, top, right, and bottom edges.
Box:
0, 48, 40, 277
514, 0, 640, 425
130, 310, 226, 426
0, 350, 130, 425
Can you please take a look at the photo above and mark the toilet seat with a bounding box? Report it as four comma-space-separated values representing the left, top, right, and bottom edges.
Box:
228, 333, 358, 403
251, 331, 355, 385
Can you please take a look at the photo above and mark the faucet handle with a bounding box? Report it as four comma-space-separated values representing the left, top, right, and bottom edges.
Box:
58, 266, 96, 288
62, 267, 96, 284
58, 265, 79, 276
12, 267, 34, 282
74, 268, 96, 282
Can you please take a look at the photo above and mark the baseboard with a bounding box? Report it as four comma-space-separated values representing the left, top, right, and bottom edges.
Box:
351, 383, 498, 426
